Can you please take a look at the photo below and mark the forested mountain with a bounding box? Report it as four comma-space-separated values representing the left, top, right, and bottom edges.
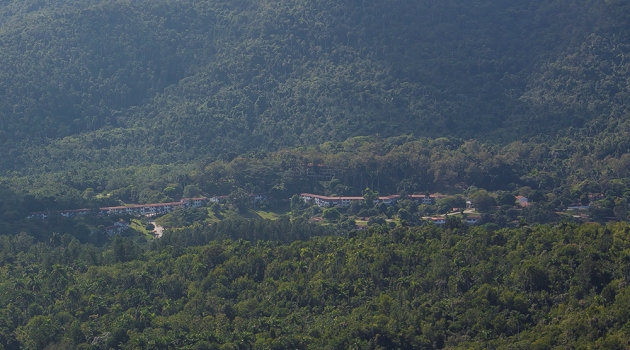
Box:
5, 1, 630, 347
0, 0, 629, 172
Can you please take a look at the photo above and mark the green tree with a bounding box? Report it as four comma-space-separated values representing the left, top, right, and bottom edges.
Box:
375, 202, 388, 215
49, 232, 61, 247
363, 188, 378, 208
614, 198, 629, 220
398, 208, 411, 221
290, 194, 306, 212
367, 216, 387, 226
469, 189, 495, 211
183, 185, 201, 198
322, 208, 341, 221
16, 316, 58, 349
228, 188, 251, 213
498, 191, 517, 206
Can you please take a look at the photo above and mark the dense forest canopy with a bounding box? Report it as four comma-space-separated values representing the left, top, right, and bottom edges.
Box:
2, 222, 630, 349
0, 0, 629, 172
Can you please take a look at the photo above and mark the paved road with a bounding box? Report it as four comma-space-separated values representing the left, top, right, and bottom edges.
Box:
150, 221, 164, 238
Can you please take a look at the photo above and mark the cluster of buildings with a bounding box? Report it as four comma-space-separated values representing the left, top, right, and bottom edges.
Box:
104, 221, 131, 235
299, 193, 444, 207
300, 193, 483, 226
29, 190, 459, 221
29, 191, 486, 227
28, 197, 212, 220
28, 193, 270, 220
428, 217, 480, 226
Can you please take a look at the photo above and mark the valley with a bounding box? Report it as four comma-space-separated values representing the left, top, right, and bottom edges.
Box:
0, 0, 630, 348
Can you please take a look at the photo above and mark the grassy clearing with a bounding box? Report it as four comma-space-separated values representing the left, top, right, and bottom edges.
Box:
228, 205, 290, 221
386, 218, 401, 225
255, 210, 280, 220
205, 209, 224, 223
130, 219, 148, 234
224, 209, 260, 220
130, 219, 155, 240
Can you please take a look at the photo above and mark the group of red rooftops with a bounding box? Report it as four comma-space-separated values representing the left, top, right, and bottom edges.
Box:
29, 193, 443, 219
298, 193, 443, 207
28, 197, 214, 219
28, 192, 529, 224
28, 194, 271, 220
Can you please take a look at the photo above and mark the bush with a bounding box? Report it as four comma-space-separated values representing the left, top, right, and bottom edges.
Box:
367, 216, 387, 226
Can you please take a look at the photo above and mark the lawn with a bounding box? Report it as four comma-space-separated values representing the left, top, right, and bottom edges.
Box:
255, 210, 281, 220
355, 219, 368, 226
202, 205, 290, 223
130, 219, 156, 240
205, 208, 224, 223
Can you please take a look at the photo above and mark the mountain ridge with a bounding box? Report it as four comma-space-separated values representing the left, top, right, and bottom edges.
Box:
0, 0, 628, 172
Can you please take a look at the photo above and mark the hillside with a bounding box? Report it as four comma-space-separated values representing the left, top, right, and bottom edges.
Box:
3, 1, 630, 348
0, 0, 629, 172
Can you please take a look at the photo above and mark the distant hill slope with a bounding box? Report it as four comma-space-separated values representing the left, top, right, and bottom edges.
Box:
0, 0, 629, 172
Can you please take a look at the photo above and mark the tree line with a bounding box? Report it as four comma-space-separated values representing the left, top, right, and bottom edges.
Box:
5, 134, 630, 224
0, 0, 627, 174
0, 220, 629, 348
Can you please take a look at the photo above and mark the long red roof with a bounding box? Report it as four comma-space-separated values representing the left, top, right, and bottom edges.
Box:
30, 197, 211, 216
301, 193, 443, 201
